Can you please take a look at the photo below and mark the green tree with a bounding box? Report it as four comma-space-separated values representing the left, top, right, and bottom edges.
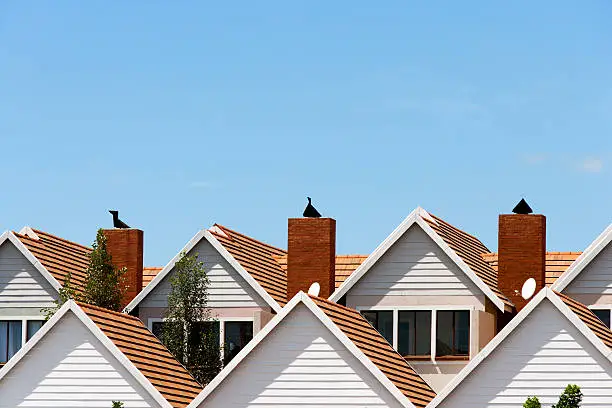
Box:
552, 384, 582, 408
111, 402, 124, 408
83, 229, 128, 311
160, 252, 222, 385
41, 271, 81, 320
524, 396, 542, 408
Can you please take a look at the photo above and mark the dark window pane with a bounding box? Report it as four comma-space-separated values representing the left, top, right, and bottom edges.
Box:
593, 310, 611, 328
397, 312, 414, 356
0, 321, 7, 363
26, 320, 44, 341
224, 321, 253, 364
454, 311, 470, 355
151, 321, 165, 339
398, 311, 431, 356
191, 321, 220, 346
8, 321, 22, 361
415, 312, 432, 355
361, 311, 393, 345
436, 311, 454, 357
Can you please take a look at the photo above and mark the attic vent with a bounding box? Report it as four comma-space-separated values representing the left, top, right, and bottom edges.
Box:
18, 226, 39, 240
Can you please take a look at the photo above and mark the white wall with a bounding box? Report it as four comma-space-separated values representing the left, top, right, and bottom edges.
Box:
436, 299, 612, 408
197, 304, 405, 408
345, 225, 486, 309
140, 239, 269, 310
0, 311, 160, 408
565, 242, 612, 305
0, 240, 57, 316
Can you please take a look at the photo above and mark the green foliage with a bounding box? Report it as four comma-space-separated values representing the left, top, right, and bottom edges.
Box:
83, 229, 128, 311
41, 272, 81, 320
552, 384, 582, 408
524, 396, 542, 408
111, 402, 124, 408
161, 252, 222, 385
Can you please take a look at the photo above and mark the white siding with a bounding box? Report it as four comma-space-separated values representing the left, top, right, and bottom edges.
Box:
346, 225, 484, 308
437, 300, 612, 408
141, 239, 268, 309
198, 304, 404, 408
0, 311, 160, 408
0, 240, 57, 314
566, 242, 612, 301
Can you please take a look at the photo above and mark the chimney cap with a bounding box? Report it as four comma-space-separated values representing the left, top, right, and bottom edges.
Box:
512, 198, 533, 215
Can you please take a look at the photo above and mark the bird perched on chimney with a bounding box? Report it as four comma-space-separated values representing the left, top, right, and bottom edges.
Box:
109, 210, 130, 228
303, 197, 322, 218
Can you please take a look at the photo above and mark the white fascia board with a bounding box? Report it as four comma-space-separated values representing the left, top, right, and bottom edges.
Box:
125, 229, 281, 313
68, 302, 173, 408
329, 208, 507, 312
428, 288, 612, 408
0, 230, 62, 292
552, 223, 612, 292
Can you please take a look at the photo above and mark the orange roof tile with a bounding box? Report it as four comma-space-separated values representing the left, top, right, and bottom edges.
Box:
78, 302, 203, 407
143, 266, 163, 287
482, 252, 582, 286
309, 296, 436, 408
210, 224, 288, 306
424, 215, 513, 308
554, 291, 612, 349
274, 254, 368, 289
15, 229, 92, 294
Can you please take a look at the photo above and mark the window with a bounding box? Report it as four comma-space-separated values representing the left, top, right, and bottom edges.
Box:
0, 321, 22, 363
592, 309, 611, 328
361, 311, 393, 345
224, 321, 253, 364
436, 311, 470, 357
398, 311, 431, 357
27, 320, 44, 341
151, 321, 165, 339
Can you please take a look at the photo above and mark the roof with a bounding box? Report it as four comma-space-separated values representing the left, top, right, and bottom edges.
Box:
143, 266, 163, 287
428, 287, 612, 408
482, 251, 582, 286
309, 296, 436, 408
14, 228, 92, 293
273, 254, 368, 289
78, 302, 203, 407
330, 207, 512, 311
188, 292, 436, 408
209, 224, 287, 305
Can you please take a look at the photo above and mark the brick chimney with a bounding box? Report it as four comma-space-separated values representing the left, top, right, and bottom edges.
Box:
102, 229, 144, 307
287, 218, 336, 300
498, 202, 546, 311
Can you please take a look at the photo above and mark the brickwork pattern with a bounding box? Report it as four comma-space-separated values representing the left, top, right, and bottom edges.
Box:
102, 229, 144, 308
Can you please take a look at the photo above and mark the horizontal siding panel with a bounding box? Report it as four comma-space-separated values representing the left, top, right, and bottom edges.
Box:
566, 243, 612, 299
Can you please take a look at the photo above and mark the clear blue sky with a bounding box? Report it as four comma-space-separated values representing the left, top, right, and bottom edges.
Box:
1, 1, 611, 265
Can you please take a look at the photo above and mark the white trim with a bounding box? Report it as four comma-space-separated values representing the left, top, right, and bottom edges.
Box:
18, 226, 39, 240
187, 292, 417, 408
125, 229, 281, 313
0, 301, 173, 408
428, 287, 612, 408
0, 231, 62, 292
328, 208, 509, 311
552, 224, 612, 292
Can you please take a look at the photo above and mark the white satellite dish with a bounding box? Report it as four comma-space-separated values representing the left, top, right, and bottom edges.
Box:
521, 278, 537, 300
307, 282, 321, 297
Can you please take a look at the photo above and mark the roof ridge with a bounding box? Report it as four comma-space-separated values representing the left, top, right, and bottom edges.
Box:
214, 224, 287, 254
31, 228, 93, 251
77, 301, 140, 321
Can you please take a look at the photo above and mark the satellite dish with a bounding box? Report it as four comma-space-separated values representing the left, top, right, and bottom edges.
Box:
521, 278, 537, 300
307, 282, 321, 297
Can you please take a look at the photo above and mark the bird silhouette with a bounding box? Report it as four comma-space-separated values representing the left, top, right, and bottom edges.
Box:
512, 198, 533, 215
303, 197, 322, 218
109, 210, 130, 228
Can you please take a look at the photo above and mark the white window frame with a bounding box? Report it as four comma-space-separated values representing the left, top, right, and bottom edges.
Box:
356, 305, 474, 362
147, 317, 255, 352
0, 316, 46, 361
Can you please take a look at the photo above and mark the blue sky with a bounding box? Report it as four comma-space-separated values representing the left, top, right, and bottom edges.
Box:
1, 1, 611, 265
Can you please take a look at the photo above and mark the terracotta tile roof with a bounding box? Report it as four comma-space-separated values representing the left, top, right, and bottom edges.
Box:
554, 291, 612, 349
481, 252, 582, 286
14, 229, 92, 294
143, 266, 163, 287
78, 302, 202, 407
309, 296, 436, 408
273, 254, 368, 289
424, 214, 514, 308
209, 224, 288, 306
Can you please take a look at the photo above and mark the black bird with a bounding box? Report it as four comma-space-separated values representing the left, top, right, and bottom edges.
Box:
303, 197, 322, 218
512, 198, 533, 215
109, 210, 130, 228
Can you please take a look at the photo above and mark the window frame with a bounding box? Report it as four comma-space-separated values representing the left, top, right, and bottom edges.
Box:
589, 306, 612, 328
0, 316, 45, 364
357, 306, 473, 362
